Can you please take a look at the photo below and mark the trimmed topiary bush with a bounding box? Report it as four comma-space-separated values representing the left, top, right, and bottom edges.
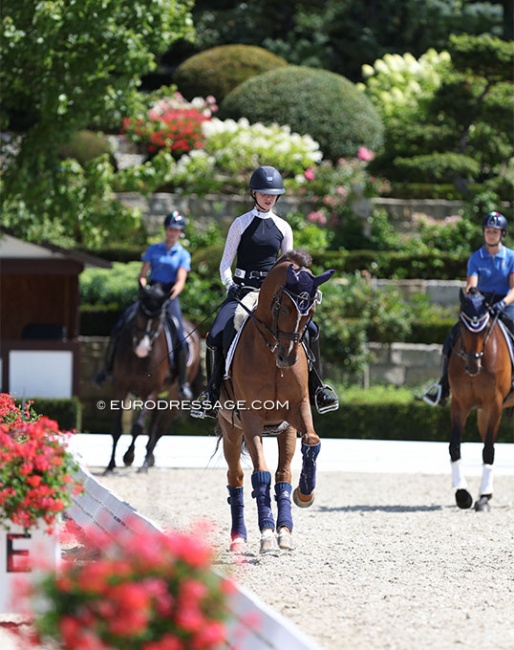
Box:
173, 45, 288, 103
219, 66, 384, 161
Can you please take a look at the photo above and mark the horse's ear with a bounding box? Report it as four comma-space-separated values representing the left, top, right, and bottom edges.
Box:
313, 269, 335, 288
459, 288, 467, 306
286, 264, 298, 285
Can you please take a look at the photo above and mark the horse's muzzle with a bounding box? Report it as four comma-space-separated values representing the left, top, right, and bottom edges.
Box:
276, 345, 297, 368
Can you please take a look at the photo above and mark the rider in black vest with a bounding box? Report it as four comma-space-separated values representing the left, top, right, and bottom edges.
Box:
192, 166, 339, 419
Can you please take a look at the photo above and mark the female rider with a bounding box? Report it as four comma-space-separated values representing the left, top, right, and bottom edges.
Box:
94, 211, 193, 399
192, 165, 338, 418
424, 211, 514, 406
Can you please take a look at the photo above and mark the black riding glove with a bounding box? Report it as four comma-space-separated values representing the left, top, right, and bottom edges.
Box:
227, 283, 240, 301
491, 299, 507, 317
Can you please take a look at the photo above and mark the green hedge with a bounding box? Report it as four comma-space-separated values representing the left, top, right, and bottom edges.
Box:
314, 250, 467, 280
18, 398, 82, 431
313, 402, 513, 443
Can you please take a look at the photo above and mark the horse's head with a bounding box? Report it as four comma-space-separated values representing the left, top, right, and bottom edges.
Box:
458, 288, 490, 376
133, 282, 168, 358
266, 253, 334, 368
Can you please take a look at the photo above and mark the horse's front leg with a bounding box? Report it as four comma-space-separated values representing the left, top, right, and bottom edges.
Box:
220, 422, 248, 552
138, 406, 161, 474
105, 408, 123, 474
293, 431, 321, 509
274, 427, 296, 550
474, 405, 501, 512
123, 405, 146, 467
449, 401, 473, 509
243, 416, 279, 554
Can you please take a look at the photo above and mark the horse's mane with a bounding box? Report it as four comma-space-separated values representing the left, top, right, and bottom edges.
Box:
275, 248, 313, 270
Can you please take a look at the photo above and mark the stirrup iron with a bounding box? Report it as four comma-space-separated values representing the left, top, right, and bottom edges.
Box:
314, 384, 339, 414
422, 382, 442, 406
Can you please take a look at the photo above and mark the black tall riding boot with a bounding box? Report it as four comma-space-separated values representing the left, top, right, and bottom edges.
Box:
93, 334, 118, 388
423, 351, 450, 406
191, 345, 224, 419
306, 335, 339, 414
175, 347, 193, 400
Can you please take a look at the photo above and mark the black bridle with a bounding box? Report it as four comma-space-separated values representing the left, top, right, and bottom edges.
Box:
132, 302, 167, 350
236, 283, 320, 353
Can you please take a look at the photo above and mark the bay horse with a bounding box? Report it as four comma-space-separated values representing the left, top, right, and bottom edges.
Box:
217, 249, 334, 553
448, 287, 514, 512
106, 282, 201, 474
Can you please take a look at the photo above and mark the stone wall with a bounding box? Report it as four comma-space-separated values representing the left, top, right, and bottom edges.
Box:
116, 192, 466, 236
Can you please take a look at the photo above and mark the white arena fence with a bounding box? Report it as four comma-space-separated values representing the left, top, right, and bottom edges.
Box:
68, 461, 322, 650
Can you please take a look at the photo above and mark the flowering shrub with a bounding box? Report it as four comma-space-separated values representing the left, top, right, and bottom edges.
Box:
0, 393, 82, 532
29, 523, 237, 650
170, 117, 322, 194
123, 92, 218, 158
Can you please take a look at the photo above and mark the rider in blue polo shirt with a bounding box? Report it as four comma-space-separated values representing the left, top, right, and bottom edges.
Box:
424, 211, 514, 406
94, 211, 193, 399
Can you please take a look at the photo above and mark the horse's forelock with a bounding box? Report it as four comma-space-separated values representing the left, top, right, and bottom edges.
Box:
276, 248, 313, 269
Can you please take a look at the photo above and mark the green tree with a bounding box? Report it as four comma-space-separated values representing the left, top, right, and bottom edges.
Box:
1, 0, 194, 248
367, 35, 514, 202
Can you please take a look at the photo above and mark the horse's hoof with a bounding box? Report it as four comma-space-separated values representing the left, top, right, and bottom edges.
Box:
123, 452, 135, 467
278, 527, 294, 551
474, 495, 491, 512
293, 487, 315, 508
148, 454, 155, 468
136, 465, 149, 474
260, 529, 279, 554
103, 467, 115, 476
455, 488, 473, 509
229, 537, 247, 553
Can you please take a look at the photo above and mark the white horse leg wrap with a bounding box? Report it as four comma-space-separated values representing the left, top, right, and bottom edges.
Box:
450, 459, 468, 489
479, 464, 494, 495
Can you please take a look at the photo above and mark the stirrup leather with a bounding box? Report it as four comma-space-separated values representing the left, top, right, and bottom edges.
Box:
422, 382, 443, 406
314, 384, 339, 414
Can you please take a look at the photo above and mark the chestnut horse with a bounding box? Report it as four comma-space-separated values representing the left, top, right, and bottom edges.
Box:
217, 250, 334, 553
448, 288, 514, 512
106, 283, 201, 474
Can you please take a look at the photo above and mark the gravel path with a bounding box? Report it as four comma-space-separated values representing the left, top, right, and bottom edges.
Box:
93, 466, 514, 650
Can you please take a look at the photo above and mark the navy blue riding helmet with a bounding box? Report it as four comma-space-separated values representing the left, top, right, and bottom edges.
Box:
482, 211, 508, 237
249, 166, 286, 196
164, 210, 187, 230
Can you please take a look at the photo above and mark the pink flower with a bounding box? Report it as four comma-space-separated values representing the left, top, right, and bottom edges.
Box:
304, 167, 316, 181
357, 146, 375, 162
307, 210, 327, 226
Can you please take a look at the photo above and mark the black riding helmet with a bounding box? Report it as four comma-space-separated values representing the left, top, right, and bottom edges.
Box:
249, 166, 285, 196
482, 211, 507, 238
164, 210, 187, 230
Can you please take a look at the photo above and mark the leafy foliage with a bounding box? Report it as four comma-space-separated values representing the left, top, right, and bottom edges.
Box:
0, 0, 194, 248
366, 35, 514, 199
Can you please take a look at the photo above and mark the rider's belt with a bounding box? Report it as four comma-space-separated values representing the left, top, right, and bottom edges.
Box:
234, 268, 268, 280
